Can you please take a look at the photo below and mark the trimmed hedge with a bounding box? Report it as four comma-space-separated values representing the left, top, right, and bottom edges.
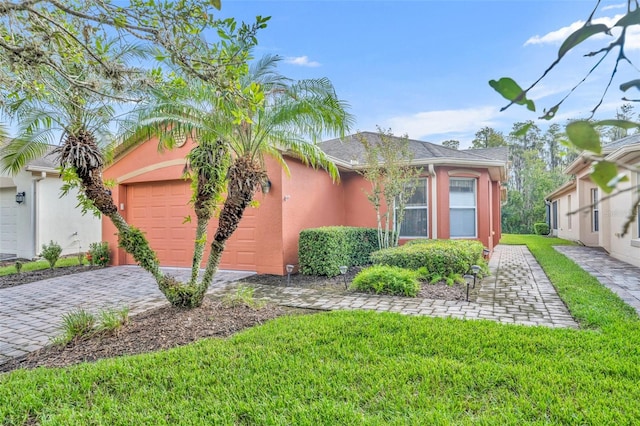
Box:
370, 239, 487, 280
299, 227, 380, 276
351, 265, 421, 297
534, 222, 550, 235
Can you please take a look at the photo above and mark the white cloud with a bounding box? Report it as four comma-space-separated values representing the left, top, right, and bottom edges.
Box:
602, 3, 626, 11
524, 15, 621, 46
385, 106, 498, 140
283, 56, 321, 67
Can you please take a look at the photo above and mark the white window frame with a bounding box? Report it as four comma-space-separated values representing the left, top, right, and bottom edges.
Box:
396, 178, 428, 238
552, 200, 558, 231
449, 177, 477, 239
591, 188, 599, 233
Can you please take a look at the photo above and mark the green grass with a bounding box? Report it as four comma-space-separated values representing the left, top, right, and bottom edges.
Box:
1, 234, 639, 424
0, 256, 85, 276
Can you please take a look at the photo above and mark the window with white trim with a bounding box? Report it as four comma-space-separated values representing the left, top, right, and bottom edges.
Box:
396, 178, 428, 238
591, 188, 599, 232
552, 200, 558, 230
449, 178, 476, 238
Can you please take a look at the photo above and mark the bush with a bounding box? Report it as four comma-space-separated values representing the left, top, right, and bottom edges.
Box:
41, 240, 62, 269
88, 242, 110, 266
534, 222, 550, 235
371, 239, 487, 282
14, 261, 22, 274
299, 227, 381, 276
351, 265, 420, 297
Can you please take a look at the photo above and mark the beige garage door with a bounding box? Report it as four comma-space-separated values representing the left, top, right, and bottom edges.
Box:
125, 180, 258, 271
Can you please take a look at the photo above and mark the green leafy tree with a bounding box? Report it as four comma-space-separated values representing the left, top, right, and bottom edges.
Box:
128, 54, 353, 306
441, 139, 460, 150
0, 2, 270, 307
490, 1, 640, 235
470, 127, 507, 149
357, 127, 422, 249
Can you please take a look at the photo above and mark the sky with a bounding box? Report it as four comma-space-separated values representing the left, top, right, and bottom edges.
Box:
216, 0, 640, 149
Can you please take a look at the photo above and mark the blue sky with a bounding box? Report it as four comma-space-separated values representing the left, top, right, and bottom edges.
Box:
218, 1, 639, 148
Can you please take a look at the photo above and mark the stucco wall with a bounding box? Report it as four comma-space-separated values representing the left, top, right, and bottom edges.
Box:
4, 170, 101, 259
279, 159, 345, 273
549, 187, 580, 243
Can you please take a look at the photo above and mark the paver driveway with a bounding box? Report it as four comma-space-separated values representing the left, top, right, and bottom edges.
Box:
1, 244, 586, 366
0, 267, 253, 365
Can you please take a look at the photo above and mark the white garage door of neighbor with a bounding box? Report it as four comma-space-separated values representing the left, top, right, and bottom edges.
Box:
0, 187, 18, 255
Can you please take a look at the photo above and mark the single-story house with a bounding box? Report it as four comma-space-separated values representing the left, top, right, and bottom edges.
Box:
0, 146, 102, 260
102, 132, 508, 274
546, 133, 640, 267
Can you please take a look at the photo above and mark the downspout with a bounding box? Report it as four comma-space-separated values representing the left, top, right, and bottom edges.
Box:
429, 164, 437, 239
31, 172, 46, 259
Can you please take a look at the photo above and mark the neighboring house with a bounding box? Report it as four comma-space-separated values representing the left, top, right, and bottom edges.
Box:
0, 146, 102, 260
102, 132, 508, 274
546, 133, 640, 267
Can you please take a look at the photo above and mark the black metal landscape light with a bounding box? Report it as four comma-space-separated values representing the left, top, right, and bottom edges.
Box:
470, 265, 481, 289
286, 264, 294, 286
339, 265, 348, 289
15, 191, 25, 204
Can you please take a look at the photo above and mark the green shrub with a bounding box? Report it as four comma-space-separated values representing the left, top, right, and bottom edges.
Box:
298, 227, 381, 276
534, 222, 550, 235
88, 242, 110, 266
14, 260, 22, 274
41, 240, 62, 269
371, 239, 487, 282
223, 285, 266, 309
351, 265, 421, 297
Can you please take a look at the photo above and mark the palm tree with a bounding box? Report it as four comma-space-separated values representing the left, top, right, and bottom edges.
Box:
129, 54, 353, 306
0, 55, 167, 285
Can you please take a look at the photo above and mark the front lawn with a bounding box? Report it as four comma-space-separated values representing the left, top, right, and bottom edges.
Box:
1, 235, 639, 424
0, 257, 85, 276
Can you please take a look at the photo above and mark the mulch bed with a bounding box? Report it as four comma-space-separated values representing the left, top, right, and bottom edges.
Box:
0, 298, 304, 373
0, 265, 482, 374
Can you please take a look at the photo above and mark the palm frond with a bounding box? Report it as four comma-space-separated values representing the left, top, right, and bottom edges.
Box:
0, 137, 50, 175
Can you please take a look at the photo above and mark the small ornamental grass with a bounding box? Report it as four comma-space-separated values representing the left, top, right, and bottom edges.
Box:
53, 307, 130, 345
223, 285, 266, 309
351, 265, 421, 297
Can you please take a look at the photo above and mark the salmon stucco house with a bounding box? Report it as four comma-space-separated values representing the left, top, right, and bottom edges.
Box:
102, 132, 508, 274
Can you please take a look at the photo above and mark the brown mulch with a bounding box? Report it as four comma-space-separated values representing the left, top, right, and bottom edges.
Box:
0, 265, 481, 374
0, 298, 304, 373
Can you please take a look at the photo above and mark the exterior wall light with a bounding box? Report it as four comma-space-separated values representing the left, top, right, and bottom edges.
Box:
15, 191, 25, 204
262, 179, 272, 194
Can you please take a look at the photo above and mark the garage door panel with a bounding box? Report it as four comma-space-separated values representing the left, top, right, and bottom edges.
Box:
126, 180, 257, 270
0, 187, 17, 254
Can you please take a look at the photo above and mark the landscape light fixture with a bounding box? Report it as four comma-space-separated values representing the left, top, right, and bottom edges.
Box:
286, 264, 294, 286
463, 274, 475, 302
339, 265, 348, 289
15, 191, 25, 204
470, 265, 481, 289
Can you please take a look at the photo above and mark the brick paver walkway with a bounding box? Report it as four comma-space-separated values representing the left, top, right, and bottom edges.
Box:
0, 245, 580, 366
555, 246, 640, 315
210, 245, 577, 328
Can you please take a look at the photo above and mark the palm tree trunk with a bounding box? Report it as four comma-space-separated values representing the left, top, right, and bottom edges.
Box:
79, 169, 164, 283
201, 156, 264, 289
189, 217, 209, 285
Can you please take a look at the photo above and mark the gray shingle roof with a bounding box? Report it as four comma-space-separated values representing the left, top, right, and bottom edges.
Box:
602, 133, 640, 151
320, 131, 505, 165
465, 146, 510, 162
27, 145, 58, 169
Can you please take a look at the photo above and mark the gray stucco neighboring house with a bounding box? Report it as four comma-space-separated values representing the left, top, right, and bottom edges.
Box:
0, 145, 102, 260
